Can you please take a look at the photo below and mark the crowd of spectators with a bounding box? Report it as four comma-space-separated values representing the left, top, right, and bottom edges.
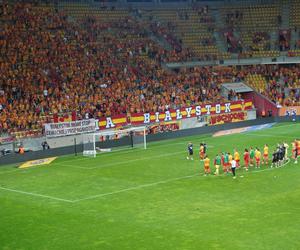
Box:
1, 3, 300, 136
243, 64, 300, 107
0, 3, 236, 135
262, 65, 300, 107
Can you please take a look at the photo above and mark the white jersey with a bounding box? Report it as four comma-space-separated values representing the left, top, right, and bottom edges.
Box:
231, 159, 237, 168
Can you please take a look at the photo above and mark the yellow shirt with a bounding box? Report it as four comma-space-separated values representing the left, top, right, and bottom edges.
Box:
234, 152, 240, 161
264, 146, 268, 155
255, 150, 261, 159
204, 158, 210, 167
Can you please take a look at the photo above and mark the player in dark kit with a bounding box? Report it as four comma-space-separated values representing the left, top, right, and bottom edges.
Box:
187, 142, 194, 160
271, 149, 279, 168
281, 143, 286, 163
203, 143, 207, 155
277, 145, 284, 166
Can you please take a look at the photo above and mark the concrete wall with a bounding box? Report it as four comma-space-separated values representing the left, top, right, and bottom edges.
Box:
0, 116, 294, 166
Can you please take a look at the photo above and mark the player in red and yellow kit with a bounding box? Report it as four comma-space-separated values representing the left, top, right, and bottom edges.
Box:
234, 149, 240, 168
243, 148, 250, 171
228, 153, 233, 164
199, 144, 205, 160
255, 148, 261, 168
221, 153, 227, 173
203, 155, 211, 176
263, 144, 269, 165
296, 139, 300, 163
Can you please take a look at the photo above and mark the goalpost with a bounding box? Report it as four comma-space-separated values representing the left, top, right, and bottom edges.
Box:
82, 126, 147, 157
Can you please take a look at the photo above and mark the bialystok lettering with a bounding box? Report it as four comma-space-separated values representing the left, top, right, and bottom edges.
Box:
139, 103, 229, 124
98, 100, 253, 130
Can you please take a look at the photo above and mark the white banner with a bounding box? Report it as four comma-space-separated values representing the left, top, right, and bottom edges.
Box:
0, 136, 15, 145
45, 119, 96, 138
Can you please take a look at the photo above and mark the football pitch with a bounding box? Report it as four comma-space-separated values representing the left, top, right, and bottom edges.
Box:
1, 122, 300, 250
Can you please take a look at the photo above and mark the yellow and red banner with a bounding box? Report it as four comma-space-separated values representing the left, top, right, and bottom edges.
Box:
98, 100, 252, 129
53, 111, 77, 123
98, 114, 128, 130
148, 121, 181, 134
209, 111, 247, 125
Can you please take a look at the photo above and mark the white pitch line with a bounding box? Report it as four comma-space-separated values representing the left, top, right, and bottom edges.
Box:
73, 159, 294, 202
73, 174, 197, 202
53, 135, 216, 166
0, 186, 74, 203
248, 158, 291, 174
0, 159, 294, 204
54, 122, 298, 166
57, 135, 286, 171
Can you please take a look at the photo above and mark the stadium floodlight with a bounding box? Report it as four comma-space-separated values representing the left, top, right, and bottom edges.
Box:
82, 126, 147, 157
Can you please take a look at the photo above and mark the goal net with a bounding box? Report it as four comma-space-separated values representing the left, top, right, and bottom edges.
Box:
82, 126, 147, 157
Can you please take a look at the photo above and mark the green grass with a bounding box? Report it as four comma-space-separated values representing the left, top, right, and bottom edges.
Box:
1, 122, 300, 250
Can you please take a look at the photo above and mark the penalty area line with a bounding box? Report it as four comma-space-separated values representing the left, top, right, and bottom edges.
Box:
0, 186, 75, 203
55, 150, 185, 170
74, 158, 294, 202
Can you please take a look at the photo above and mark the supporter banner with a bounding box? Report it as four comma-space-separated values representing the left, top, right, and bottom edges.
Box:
53, 111, 77, 123
19, 157, 57, 169
98, 114, 128, 130
45, 119, 96, 137
0, 136, 15, 145
147, 121, 180, 134
99, 100, 252, 129
278, 106, 299, 117
209, 111, 247, 125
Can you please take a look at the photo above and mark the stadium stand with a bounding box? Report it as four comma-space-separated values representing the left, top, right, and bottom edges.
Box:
0, 2, 232, 136
1, 1, 300, 137
219, 3, 280, 58
144, 7, 230, 60
245, 64, 300, 107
